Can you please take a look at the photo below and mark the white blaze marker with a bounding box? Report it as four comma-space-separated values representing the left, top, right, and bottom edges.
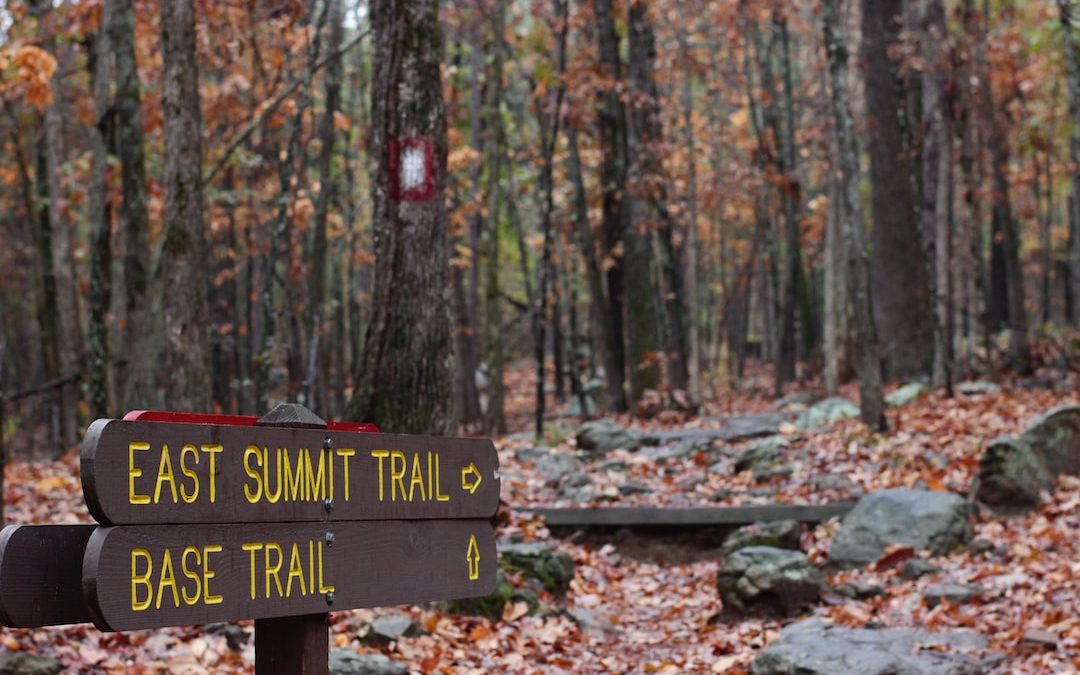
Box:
400, 145, 426, 191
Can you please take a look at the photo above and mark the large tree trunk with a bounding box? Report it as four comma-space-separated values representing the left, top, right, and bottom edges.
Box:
158, 0, 211, 411
1058, 0, 1080, 326
677, 11, 701, 403
594, 0, 629, 412
823, 0, 887, 431
344, 0, 453, 434
88, 1, 116, 419
861, 0, 933, 379
919, 0, 953, 390
112, 0, 153, 412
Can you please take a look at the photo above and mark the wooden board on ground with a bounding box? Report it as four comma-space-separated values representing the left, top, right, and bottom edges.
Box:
81, 419, 500, 524
83, 519, 496, 631
0, 524, 96, 627
528, 503, 855, 527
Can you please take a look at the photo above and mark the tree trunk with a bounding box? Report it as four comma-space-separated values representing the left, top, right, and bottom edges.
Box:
112, 0, 153, 412
677, 11, 701, 403
823, 0, 887, 431
861, 0, 933, 379
1058, 0, 1080, 326
919, 0, 953, 390
158, 0, 211, 411
345, 0, 453, 434
88, 2, 116, 419
594, 0, 629, 412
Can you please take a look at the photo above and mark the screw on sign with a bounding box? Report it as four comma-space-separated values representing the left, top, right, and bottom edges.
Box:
0, 403, 500, 675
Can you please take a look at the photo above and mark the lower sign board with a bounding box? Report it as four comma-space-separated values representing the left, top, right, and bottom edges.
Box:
0, 524, 96, 627
82, 520, 495, 631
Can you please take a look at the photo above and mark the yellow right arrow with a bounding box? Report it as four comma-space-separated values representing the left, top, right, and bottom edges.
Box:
461, 463, 482, 494
466, 534, 480, 581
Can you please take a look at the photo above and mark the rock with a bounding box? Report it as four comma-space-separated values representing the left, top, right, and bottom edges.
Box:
721, 520, 802, 557
643, 414, 787, 445
753, 463, 793, 482
829, 489, 972, 569
886, 382, 930, 407
968, 538, 996, 556
499, 542, 575, 595
716, 546, 824, 616
534, 453, 585, 485
834, 579, 885, 600
515, 446, 552, 462
735, 436, 789, 473
205, 622, 250, 651
567, 607, 616, 635
329, 650, 408, 675
563, 473, 590, 488
750, 618, 994, 675
618, 482, 652, 496
808, 474, 861, 495
973, 437, 1053, 512
633, 389, 664, 419
564, 395, 599, 418
362, 615, 422, 644
923, 584, 981, 608
772, 392, 819, 413
796, 397, 859, 429
558, 484, 597, 502
440, 572, 538, 621
576, 419, 644, 453
956, 380, 1000, 396
1022, 405, 1080, 476
0, 653, 61, 675
899, 558, 940, 580
1020, 628, 1058, 650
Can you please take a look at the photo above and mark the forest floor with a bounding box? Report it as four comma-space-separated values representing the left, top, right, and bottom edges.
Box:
2, 363, 1080, 673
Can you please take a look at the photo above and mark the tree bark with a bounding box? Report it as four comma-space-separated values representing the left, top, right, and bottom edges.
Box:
823, 0, 887, 431
345, 0, 453, 434
861, 0, 933, 379
158, 0, 211, 411
1058, 0, 1080, 326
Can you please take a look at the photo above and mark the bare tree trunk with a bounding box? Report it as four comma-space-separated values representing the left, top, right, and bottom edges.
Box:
345, 0, 453, 434
677, 10, 701, 403
823, 0, 886, 431
158, 0, 211, 411
88, 1, 116, 418
1058, 0, 1080, 326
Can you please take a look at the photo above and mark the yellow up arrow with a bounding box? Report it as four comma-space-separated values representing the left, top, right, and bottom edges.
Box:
461, 463, 482, 494
466, 534, 480, 580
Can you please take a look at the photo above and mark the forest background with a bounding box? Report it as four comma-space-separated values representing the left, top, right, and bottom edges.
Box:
2, 0, 1079, 458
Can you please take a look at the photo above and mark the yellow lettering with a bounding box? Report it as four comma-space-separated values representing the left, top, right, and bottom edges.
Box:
243, 445, 263, 503
372, 450, 389, 501
180, 546, 202, 605
427, 452, 433, 499
179, 445, 200, 504
155, 548, 179, 609
409, 452, 427, 501
203, 544, 222, 605
336, 448, 355, 501
285, 542, 306, 597
308, 540, 315, 594
435, 452, 450, 502
202, 444, 222, 504
390, 450, 407, 501
131, 548, 153, 611
317, 541, 334, 594
128, 442, 151, 505
264, 543, 284, 598
242, 542, 263, 599
154, 445, 179, 504
283, 449, 304, 502
263, 448, 283, 504
305, 450, 325, 502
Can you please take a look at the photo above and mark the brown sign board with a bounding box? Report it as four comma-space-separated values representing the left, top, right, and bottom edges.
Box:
83, 519, 496, 631
81, 419, 500, 525
0, 524, 96, 628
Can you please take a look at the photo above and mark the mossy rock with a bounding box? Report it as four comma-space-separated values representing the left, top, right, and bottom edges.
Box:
721, 520, 802, 557
974, 437, 1053, 513
438, 572, 540, 621
1021, 405, 1080, 476
499, 542, 575, 595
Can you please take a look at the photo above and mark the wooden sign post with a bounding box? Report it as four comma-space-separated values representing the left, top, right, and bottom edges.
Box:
0, 403, 500, 675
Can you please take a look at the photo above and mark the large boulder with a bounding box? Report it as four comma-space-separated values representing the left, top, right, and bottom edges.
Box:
1023, 405, 1080, 475
0, 654, 61, 675
829, 489, 971, 568
329, 651, 408, 675
886, 382, 930, 407
576, 419, 644, 453
973, 437, 1053, 512
721, 520, 802, 557
796, 397, 858, 429
716, 546, 824, 616
750, 618, 996, 675
499, 542, 575, 596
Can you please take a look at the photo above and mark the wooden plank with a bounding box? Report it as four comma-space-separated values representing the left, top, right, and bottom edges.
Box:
0, 524, 95, 627
256, 614, 328, 675
81, 418, 500, 524
528, 503, 855, 527
82, 520, 496, 631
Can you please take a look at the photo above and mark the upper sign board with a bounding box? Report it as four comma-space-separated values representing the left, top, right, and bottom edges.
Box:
81, 419, 500, 525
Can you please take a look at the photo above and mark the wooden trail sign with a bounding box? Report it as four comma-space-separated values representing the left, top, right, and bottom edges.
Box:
81, 418, 500, 525
0, 524, 95, 628
82, 520, 496, 631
